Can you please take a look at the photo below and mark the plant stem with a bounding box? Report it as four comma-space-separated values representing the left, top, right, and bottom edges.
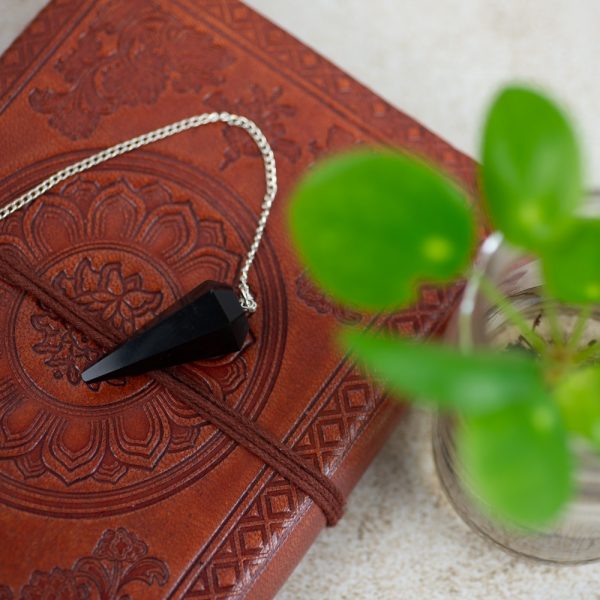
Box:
544, 294, 564, 348
566, 304, 593, 354
476, 271, 547, 355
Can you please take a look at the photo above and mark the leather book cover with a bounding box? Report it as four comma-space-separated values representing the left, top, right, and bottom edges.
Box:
0, 1, 476, 598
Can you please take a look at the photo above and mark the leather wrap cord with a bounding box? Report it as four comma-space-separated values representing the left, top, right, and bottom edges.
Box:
0, 248, 345, 526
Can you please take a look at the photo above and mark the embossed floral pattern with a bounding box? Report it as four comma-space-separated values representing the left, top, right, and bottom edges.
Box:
204, 85, 302, 169
93, 527, 148, 563
31, 260, 162, 391
31, 309, 115, 391
29, 0, 235, 139
2, 528, 168, 600
0, 177, 250, 485
54, 261, 163, 336
21, 568, 88, 600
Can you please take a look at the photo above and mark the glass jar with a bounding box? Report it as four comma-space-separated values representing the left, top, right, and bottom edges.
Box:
433, 232, 600, 563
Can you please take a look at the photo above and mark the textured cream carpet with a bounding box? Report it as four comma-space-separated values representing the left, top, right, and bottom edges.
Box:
2, 1, 600, 598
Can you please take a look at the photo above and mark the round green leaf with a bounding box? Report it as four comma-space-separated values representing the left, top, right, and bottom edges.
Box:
343, 330, 547, 414
482, 86, 582, 251
458, 399, 572, 528
289, 150, 475, 311
543, 218, 600, 303
555, 366, 600, 449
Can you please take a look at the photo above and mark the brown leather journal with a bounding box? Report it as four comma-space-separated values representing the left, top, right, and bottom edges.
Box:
0, 1, 476, 598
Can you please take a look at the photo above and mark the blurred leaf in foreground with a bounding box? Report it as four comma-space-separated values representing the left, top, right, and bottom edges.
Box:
543, 218, 600, 304
555, 366, 600, 450
458, 399, 572, 528
345, 329, 571, 526
482, 86, 582, 251
289, 150, 474, 311
343, 330, 547, 414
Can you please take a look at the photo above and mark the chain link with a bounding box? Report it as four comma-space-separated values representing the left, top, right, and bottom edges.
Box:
0, 112, 277, 312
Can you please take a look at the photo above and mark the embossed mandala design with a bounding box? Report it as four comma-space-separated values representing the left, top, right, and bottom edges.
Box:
0, 157, 285, 516
0, 176, 247, 486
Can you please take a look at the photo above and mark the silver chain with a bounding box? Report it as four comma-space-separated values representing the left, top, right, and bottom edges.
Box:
0, 111, 278, 313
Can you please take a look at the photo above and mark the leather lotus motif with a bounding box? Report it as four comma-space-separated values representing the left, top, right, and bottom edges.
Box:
52, 259, 164, 336
31, 259, 163, 388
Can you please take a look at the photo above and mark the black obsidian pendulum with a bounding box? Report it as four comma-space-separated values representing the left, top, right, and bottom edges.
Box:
81, 282, 249, 384
0, 112, 277, 382
33, 112, 278, 384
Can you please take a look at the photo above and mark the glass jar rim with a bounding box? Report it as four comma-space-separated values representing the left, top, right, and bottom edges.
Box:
457, 232, 504, 351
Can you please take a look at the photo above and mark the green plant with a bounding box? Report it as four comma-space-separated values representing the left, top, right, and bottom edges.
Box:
289, 85, 600, 528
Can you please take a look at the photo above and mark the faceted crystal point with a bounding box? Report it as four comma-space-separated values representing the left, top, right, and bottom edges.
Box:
81, 281, 249, 384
